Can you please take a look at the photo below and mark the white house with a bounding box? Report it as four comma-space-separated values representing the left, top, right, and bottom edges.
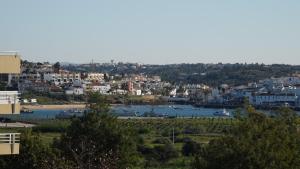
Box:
92, 85, 111, 94
30, 99, 37, 103
65, 87, 84, 95
169, 88, 177, 97
86, 73, 105, 82
44, 73, 81, 85
135, 89, 142, 96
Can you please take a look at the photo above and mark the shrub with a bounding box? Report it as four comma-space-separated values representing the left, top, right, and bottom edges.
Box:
152, 137, 171, 144
182, 140, 201, 156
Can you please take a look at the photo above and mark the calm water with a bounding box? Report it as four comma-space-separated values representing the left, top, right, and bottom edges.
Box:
2, 105, 299, 121
1, 105, 233, 120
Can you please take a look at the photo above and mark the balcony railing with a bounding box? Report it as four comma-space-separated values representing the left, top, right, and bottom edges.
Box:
0, 133, 20, 155
0, 91, 20, 114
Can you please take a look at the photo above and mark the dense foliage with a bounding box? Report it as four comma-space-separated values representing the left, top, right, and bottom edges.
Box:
2, 93, 300, 168
192, 107, 300, 169
54, 93, 140, 169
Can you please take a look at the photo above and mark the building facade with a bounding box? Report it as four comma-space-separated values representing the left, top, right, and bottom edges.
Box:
0, 52, 21, 155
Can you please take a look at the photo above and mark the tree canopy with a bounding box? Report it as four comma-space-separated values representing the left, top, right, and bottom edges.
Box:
192, 107, 300, 169
55, 93, 140, 169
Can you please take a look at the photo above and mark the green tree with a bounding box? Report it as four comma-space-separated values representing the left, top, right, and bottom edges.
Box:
56, 93, 140, 169
182, 140, 201, 156
150, 143, 179, 163
86, 92, 110, 113
192, 107, 300, 169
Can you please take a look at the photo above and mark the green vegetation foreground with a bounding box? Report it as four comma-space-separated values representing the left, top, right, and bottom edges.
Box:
192, 106, 300, 169
1, 94, 300, 169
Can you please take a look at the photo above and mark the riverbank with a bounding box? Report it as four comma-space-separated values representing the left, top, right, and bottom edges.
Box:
21, 104, 86, 110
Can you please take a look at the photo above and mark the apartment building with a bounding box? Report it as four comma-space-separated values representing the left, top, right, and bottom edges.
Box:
44, 72, 81, 85
0, 52, 21, 155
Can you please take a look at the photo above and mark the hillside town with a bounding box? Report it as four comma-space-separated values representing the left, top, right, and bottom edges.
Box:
8, 61, 300, 109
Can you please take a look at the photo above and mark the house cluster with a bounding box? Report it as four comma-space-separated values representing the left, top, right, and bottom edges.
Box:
17, 62, 169, 96
15, 61, 300, 108
166, 75, 300, 108
188, 76, 300, 108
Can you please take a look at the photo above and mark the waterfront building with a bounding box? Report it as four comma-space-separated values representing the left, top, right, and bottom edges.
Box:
252, 93, 298, 107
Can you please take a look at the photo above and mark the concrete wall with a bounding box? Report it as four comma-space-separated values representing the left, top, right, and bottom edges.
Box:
0, 55, 21, 74
0, 103, 20, 114
0, 143, 20, 155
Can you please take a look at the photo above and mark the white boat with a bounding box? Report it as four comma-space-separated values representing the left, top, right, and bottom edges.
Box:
213, 109, 230, 117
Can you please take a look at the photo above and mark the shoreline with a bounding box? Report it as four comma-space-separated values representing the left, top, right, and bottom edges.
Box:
21, 103, 300, 111
21, 104, 86, 110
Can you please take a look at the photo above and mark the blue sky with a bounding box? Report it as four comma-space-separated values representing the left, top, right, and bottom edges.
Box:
1, 0, 300, 64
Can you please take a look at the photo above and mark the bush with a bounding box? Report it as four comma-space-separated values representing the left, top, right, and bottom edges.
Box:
153, 143, 179, 162
192, 107, 300, 169
137, 127, 151, 134
182, 140, 201, 156
33, 120, 70, 132
174, 137, 192, 143
138, 143, 179, 164
152, 137, 171, 144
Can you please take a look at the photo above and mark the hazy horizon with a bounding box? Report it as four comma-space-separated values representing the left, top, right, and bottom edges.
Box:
28, 60, 300, 66
1, 0, 300, 64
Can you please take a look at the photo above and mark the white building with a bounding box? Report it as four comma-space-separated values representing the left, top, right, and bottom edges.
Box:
44, 73, 81, 85
65, 87, 84, 95
252, 94, 298, 106
91, 84, 111, 94
111, 89, 127, 95
135, 89, 142, 96
169, 88, 177, 97
86, 73, 105, 82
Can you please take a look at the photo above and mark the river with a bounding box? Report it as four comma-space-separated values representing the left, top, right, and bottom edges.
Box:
3, 104, 298, 120
1, 105, 235, 120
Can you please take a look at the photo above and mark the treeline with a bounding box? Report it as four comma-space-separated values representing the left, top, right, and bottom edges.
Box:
64, 63, 300, 86
141, 63, 300, 86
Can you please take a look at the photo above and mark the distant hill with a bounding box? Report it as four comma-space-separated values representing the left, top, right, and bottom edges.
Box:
63, 63, 300, 87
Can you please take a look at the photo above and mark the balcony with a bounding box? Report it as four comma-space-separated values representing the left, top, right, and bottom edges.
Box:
0, 91, 20, 114
0, 133, 20, 155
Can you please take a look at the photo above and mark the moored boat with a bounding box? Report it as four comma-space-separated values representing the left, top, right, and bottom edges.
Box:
20, 108, 34, 114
